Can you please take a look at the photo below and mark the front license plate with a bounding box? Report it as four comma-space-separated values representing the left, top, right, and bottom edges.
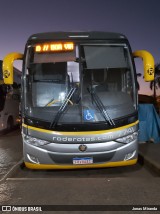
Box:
73, 157, 93, 165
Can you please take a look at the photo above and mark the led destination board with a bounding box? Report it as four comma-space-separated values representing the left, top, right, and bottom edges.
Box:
35, 42, 74, 52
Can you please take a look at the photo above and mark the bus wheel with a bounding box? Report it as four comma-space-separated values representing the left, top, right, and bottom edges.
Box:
7, 117, 14, 131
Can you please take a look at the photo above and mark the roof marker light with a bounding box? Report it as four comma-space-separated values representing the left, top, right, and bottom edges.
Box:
69, 35, 89, 38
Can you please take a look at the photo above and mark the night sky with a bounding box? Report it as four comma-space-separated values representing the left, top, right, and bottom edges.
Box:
0, 0, 160, 95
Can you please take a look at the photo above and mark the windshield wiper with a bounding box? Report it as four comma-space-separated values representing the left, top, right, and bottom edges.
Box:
88, 88, 115, 127
49, 87, 76, 129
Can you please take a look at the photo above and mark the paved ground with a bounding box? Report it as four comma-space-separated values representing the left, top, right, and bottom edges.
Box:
139, 142, 160, 176
0, 130, 22, 180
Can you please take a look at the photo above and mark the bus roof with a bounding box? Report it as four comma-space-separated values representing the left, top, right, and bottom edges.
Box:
27, 31, 127, 43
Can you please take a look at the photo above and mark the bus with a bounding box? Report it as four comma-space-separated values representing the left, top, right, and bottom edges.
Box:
2, 32, 154, 169
0, 60, 21, 132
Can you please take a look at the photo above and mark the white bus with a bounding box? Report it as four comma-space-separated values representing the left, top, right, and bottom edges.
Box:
0, 60, 21, 132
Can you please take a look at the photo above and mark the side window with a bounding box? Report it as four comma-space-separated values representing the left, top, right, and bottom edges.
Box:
0, 85, 6, 111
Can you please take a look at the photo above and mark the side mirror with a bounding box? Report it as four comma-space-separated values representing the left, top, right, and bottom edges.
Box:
133, 50, 154, 82
3, 52, 23, 84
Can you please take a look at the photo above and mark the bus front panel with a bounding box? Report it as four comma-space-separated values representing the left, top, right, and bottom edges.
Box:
22, 38, 138, 169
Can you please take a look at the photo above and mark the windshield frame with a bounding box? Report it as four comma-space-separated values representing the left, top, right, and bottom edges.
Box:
22, 41, 138, 131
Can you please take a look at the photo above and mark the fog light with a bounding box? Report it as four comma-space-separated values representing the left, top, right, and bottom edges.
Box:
124, 150, 136, 161
27, 154, 39, 164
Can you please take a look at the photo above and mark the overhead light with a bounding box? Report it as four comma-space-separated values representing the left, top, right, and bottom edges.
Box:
69, 35, 89, 38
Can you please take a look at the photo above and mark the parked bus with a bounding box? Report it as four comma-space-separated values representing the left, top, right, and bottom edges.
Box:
0, 60, 21, 132
2, 32, 154, 169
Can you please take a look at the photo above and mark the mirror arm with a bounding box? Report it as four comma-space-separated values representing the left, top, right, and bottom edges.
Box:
133, 50, 154, 82
3, 52, 23, 84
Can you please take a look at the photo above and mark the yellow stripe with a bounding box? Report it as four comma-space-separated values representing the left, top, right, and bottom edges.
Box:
22, 120, 139, 136
25, 159, 137, 170
22, 124, 28, 128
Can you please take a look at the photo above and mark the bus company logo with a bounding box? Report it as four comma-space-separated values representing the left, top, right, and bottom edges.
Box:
4, 70, 10, 78
147, 67, 154, 75
79, 144, 87, 152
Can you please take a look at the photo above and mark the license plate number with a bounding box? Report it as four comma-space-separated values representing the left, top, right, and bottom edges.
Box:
73, 157, 93, 165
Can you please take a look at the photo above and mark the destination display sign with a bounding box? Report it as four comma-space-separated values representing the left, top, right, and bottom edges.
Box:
35, 42, 74, 52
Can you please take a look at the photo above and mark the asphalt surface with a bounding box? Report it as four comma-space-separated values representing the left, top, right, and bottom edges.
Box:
139, 142, 160, 176
0, 130, 22, 180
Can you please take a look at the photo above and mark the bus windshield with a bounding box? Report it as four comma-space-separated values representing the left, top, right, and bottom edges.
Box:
24, 43, 136, 128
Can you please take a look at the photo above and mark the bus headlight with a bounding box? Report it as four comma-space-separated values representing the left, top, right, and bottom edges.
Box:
124, 150, 136, 161
23, 134, 49, 146
116, 131, 138, 144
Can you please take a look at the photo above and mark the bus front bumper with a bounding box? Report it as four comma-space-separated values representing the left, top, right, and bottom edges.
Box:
22, 121, 139, 169
25, 159, 137, 170
23, 139, 138, 169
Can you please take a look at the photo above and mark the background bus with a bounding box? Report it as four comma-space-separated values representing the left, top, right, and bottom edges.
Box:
2, 32, 155, 169
0, 60, 21, 132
